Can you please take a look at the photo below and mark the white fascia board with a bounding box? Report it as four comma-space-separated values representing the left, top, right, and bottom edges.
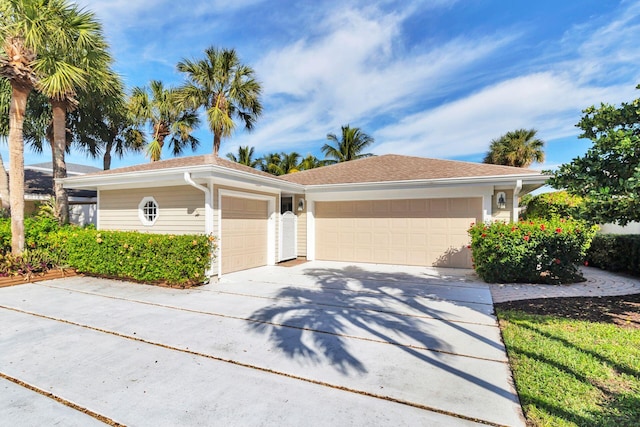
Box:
62, 164, 305, 193
304, 174, 550, 193
306, 185, 495, 202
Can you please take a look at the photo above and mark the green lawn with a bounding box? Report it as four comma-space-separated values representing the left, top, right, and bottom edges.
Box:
497, 310, 640, 426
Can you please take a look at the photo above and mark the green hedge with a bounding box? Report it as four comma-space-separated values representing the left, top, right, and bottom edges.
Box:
587, 234, 640, 276
469, 218, 598, 284
49, 228, 214, 285
0, 217, 215, 285
521, 190, 586, 221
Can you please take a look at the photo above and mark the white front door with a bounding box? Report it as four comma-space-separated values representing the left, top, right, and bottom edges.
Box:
280, 211, 297, 261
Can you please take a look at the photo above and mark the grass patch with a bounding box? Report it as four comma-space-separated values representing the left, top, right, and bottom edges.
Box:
497, 309, 640, 426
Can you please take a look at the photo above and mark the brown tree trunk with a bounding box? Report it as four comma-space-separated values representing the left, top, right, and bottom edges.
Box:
103, 138, 113, 170
8, 84, 30, 255
51, 99, 69, 224
0, 152, 10, 211
213, 132, 220, 156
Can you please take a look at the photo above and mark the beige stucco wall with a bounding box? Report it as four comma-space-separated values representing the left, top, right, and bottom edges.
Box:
492, 189, 515, 222
99, 185, 205, 234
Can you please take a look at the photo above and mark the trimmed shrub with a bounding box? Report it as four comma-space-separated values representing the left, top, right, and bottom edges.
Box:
587, 234, 640, 276
51, 228, 215, 285
469, 218, 598, 284
521, 191, 586, 221
0, 215, 215, 285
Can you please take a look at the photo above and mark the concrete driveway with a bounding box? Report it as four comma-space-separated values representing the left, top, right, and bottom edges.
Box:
0, 261, 524, 426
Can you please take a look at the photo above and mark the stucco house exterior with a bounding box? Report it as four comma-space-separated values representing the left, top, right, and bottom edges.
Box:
61, 154, 548, 278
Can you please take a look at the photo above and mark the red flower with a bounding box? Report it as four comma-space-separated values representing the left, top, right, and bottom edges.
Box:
555, 228, 562, 233
523, 235, 530, 241
554, 258, 561, 264
466, 245, 471, 249
540, 224, 546, 231
511, 226, 517, 232
481, 233, 487, 238
584, 261, 589, 266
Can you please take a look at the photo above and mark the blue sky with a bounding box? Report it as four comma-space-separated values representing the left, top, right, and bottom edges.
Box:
9, 0, 640, 170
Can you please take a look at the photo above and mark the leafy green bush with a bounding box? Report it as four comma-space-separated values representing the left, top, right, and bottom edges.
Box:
52, 228, 215, 285
0, 215, 215, 285
587, 234, 640, 276
469, 218, 598, 284
521, 191, 586, 221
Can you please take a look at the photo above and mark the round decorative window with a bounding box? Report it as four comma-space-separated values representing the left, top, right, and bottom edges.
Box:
138, 197, 159, 226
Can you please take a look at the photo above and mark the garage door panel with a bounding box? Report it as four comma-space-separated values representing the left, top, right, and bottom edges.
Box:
315, 198, 480, 268
221, 196, 268, 274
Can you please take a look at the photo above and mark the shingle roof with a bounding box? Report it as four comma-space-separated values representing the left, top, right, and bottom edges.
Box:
280, 154, 543, 185
24, 169, 96, 198
87, 154, 276, 179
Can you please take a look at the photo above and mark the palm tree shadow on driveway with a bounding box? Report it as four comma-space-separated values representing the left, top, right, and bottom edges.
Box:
247, 265, 514, 399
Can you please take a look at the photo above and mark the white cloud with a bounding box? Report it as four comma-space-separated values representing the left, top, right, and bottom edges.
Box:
243, 5, 515, 155
371, 72, 637, 158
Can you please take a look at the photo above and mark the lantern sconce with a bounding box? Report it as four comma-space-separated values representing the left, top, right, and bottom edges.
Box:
297, 198, 305, 212
496, 192, 507, 210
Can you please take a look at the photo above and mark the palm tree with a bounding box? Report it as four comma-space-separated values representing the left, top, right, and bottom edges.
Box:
69, 80, 143, 170
278, 151, 301, 174
34, 2, 118, 224
483, 128, 545, 168
129, 80, 200, 162
298, 154, 325, 171
177, 47, 262, 156
0, 0, 83, 252
258, 152, 280, 175
322, 125, 374, 164
0, 78, 12, 211
258, 151, 300, 176
226, 145, 258, 168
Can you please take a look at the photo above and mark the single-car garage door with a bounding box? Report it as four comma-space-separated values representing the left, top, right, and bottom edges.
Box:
315, 198, 482, 268
221, 196, 268, 274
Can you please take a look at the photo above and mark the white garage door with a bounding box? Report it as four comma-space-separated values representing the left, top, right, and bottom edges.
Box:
315, 198, 482, 268
221, 196, 268, 274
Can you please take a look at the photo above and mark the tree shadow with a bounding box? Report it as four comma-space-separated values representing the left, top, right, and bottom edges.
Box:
508, 341, 640, 425
248, 265, 515, 399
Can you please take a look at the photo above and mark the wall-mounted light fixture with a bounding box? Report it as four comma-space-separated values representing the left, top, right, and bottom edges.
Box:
297, 198, 305, 212
496, 192, 507, 210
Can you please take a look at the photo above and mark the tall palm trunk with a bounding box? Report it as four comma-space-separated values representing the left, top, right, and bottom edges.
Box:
103, 138, 113, 170
8, 84, 30, 254
51, 99, 69, 224
0, 153, 10, 211
213, 132, 221, 156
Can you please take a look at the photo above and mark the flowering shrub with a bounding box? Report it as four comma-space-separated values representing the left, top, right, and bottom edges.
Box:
468, 218, 598, 284
51, 228, 216, 286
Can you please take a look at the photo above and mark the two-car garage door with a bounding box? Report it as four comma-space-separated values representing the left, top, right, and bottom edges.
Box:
315, 198, 482, 268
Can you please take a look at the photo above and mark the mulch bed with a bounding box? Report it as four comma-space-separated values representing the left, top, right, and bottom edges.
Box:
0, 269, 77, 288
495, 293, 640, 329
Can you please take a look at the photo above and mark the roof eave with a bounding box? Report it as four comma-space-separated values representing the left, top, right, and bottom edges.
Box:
303, 173, 550, 192
61, 163, 305, 192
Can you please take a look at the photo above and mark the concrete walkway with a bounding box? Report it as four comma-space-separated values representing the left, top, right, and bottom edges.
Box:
490, 267, 640, 303
0, 261, 524, 427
